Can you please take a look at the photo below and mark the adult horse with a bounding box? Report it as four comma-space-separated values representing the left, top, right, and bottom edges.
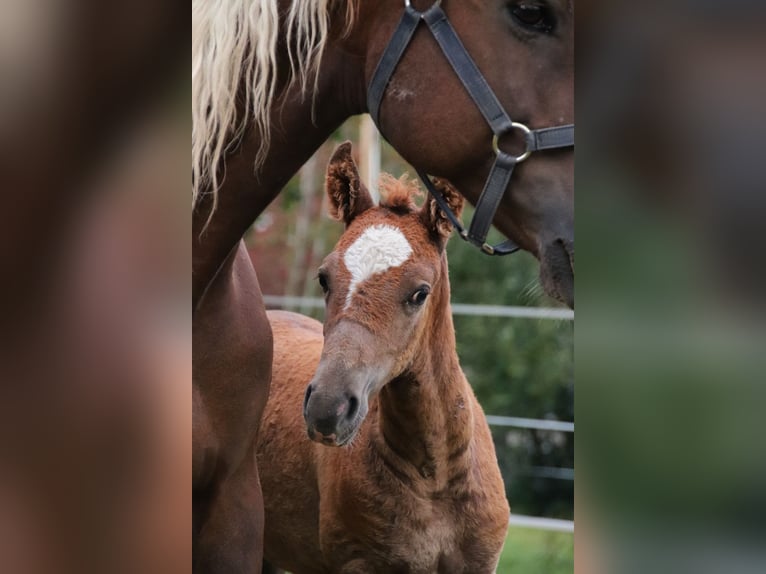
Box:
192, 1, 573, 572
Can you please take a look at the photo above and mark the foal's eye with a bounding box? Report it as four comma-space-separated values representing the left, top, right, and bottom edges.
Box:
508, 2, 556, 34
407, 286, 430, 307
317, 272, 329, 294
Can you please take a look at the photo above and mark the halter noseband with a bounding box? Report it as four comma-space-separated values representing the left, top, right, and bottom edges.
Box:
367, 0, 575, 256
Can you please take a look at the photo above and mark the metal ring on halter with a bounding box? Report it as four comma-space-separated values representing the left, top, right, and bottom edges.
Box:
492, 122, 533, 163
404, 0, 442, 8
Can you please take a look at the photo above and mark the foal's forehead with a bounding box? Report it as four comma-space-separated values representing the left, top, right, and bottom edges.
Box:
336, 215, 427, 309
341, 223, 413, 281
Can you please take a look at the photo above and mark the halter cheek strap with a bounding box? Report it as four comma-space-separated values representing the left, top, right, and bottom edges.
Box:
368, 1, 575, 256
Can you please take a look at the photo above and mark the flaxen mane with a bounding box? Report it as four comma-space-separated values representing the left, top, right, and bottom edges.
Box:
192, 0, 355, 208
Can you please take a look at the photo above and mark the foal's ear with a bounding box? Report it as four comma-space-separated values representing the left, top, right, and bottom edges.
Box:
420, 178, 465, 248
326, 142, 374, 226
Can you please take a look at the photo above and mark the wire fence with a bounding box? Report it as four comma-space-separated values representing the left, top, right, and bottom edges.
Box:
509, 514, 574, 533
263, 295, 574, 321
485, 415, 574, 433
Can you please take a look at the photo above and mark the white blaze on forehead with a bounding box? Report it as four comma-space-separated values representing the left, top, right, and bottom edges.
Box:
343, 224, 412, 309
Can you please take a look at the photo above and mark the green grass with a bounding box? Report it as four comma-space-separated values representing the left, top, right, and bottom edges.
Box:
497, 526, 573, 574
279, 526, 571, 574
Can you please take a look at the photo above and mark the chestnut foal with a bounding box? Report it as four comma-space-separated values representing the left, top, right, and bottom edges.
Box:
257, 143, 509, 574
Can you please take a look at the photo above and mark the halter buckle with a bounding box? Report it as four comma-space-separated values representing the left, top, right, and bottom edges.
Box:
481, 243, 496, 255
492, 122, 533, 164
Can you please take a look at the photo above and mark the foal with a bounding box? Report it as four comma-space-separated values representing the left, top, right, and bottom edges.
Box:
257, 143, 509, 574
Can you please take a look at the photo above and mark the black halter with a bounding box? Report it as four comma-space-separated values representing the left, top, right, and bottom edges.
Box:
367, 0, 575, 255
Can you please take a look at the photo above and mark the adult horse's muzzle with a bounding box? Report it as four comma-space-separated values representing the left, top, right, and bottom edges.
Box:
539, 237, 574, 309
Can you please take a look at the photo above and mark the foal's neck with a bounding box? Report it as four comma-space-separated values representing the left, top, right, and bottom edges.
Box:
375, 259, 474, 489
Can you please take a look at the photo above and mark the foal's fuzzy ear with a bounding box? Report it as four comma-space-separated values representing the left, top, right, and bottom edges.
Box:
325, 142, 374, 226
421, 177, 464, 248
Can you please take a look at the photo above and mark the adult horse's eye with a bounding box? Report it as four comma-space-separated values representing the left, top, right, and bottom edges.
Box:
508, 2, 556, 34
407, 286, 430, 307
317, 272, 330, 294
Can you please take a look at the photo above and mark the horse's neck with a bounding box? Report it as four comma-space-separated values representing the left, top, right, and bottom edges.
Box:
375, 266, 474, 488
192, 43, 366, 307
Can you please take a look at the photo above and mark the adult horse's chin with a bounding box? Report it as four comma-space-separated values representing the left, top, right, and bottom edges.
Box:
539, 238, 575, 309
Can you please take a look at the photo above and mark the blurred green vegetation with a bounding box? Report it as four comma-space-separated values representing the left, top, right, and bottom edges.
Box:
447, 221, 574, 520
498, 527, 574, 574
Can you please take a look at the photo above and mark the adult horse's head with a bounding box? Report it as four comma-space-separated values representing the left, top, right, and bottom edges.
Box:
303, 143, 462, 446
193, 0, 573, 306
354, 0, 574, 306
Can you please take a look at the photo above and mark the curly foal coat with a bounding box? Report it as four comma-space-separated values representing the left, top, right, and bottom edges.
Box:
256, 144, 509, 573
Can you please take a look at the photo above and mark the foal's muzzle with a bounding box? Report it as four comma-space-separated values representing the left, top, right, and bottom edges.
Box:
303, 383, 362, 446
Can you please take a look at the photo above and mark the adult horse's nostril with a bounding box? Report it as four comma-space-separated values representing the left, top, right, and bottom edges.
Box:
303, 384, 314, 415
346, 395, 359, 421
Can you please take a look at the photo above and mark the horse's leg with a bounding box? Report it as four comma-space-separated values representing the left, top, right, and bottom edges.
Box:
195, 453, 265, 574
193, 242, 273, 574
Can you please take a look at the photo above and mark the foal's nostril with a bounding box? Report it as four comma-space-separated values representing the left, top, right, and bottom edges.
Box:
303, 384, 314, 415
346, 395, 359, 421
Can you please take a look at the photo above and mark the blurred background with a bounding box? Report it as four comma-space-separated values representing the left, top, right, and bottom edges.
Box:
248, 116, 574, 573
0, 1, 187, 572
578, 1, 766, 572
